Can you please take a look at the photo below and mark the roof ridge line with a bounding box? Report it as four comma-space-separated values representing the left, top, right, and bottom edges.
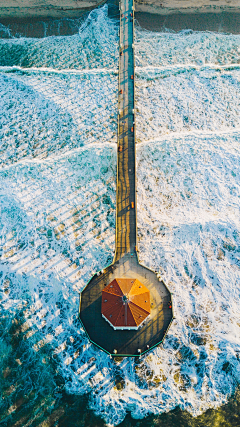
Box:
128, 284, 149, 297
102, 288, 123, 297
115, 305, 125, 326
128, 301, 150, 316
129, 289, 149, 299
128, 302, 143, 324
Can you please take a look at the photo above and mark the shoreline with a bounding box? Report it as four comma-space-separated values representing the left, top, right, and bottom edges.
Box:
135, 10, 240, 34
0, 0, 240, 19
135, 5, 240, 16
0, 0, 106, 19
134, 0, 240, 15
1, 10, 239, 38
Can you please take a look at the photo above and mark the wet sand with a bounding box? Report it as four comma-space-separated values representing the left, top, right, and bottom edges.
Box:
135, 10, 240, 34
0, 15, 88, 38
0, 0, 106, 19
0, 0, 120, 38
1, 1, 240, 38
135, 0, 240, 15
2, 11, 239, 40
0, 2, 240, 427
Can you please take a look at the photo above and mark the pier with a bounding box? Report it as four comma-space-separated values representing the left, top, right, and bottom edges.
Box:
79, 0, 173, 357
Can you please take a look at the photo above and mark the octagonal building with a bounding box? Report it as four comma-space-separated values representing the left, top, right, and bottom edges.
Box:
78, 0, 173, 357
102, 278, 150, 330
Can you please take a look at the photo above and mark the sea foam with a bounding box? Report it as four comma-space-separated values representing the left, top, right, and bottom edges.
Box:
0, 6, 240, 426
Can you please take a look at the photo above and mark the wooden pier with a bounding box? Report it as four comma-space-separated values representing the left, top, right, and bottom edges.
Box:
79, 0, 173, 357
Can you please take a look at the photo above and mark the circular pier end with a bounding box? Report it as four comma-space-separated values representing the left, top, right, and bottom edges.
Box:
79, 255, 173, 357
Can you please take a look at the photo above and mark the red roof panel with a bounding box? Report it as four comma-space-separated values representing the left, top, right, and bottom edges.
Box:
101, 278, 150, 328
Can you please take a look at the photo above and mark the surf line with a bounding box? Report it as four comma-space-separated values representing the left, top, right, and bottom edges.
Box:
78, 0, 174, 357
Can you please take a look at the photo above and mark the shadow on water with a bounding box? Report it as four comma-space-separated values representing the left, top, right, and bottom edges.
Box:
1, 305, 239, 427
135, 11, 240, 35
0, 1, 240, 426
1, 310, 239, 427
2, 0, 240, 39
0, 0, 119, 39
0, 312, 105, 427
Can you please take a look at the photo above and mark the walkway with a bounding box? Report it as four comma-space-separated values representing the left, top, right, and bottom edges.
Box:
115, 0, 136, 260
79, 0, 173, 357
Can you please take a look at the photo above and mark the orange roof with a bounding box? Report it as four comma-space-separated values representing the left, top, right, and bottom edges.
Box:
101, 278, 150, 328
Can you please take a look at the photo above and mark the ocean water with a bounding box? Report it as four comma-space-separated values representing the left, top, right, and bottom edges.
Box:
0, 5, 240, 426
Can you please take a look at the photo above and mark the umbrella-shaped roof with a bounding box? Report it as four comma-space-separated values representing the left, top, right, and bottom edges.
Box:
101, 278, 150, 329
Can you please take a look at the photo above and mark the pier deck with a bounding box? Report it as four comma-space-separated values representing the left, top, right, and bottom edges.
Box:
79, 0, 173, 357
116, 0, 136, 260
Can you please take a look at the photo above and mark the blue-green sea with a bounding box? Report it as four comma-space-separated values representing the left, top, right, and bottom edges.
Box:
0, 3, 240, 426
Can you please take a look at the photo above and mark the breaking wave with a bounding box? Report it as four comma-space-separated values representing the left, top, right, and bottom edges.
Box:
0, 5, 240, 426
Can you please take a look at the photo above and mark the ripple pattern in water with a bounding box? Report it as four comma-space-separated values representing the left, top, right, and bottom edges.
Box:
0, 6, 240, 427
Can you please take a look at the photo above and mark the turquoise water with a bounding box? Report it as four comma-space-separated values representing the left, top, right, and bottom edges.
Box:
0, 5, 240, 426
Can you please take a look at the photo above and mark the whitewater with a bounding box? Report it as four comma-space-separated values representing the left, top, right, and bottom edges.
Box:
0, 5, 240, 426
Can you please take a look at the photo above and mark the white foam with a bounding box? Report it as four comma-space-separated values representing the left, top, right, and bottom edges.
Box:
136, 66, 240, 143
1, 11, 240, 427
0, 67, 117, 166
0, 65, 118, 75
0, 4, 118, 70
135, 26, 240, 68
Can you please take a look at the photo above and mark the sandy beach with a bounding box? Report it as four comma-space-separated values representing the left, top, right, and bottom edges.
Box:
135, 10, 240, 33
135, 0, 240, 15
0, 0, 240, 36
134, 0, 240, 34
0, 0, 105, 18
0, 0, 240, 19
